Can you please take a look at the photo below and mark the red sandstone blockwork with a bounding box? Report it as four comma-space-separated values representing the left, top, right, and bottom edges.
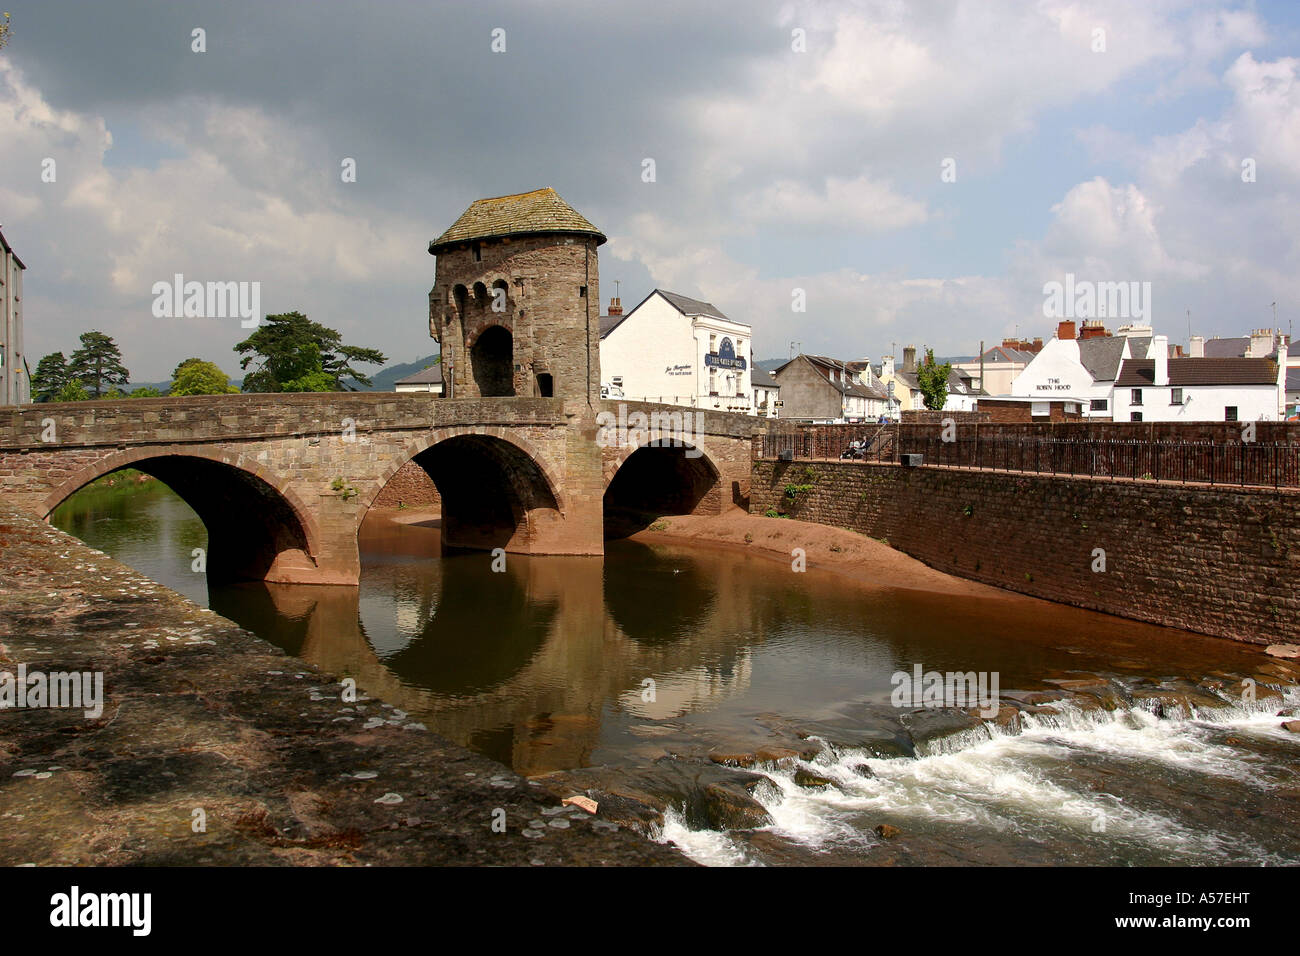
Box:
752, 459, 1299, 645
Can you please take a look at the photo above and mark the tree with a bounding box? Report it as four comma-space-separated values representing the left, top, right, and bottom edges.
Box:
0, 13, 11, 52
915, 347, 952, 411
68, 331, 130, 398
128, 386, 164, 398
56, 379, 89, 402
31, 352, 71, 402
234, 311, 386, 392
169, 358, 239, 396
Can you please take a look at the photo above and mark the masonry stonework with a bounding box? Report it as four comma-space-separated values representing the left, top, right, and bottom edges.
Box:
0, 393, 761, 586
752, 459, 1299, 644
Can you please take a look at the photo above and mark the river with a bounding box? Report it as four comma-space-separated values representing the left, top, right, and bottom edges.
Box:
50, 475, 1300, 866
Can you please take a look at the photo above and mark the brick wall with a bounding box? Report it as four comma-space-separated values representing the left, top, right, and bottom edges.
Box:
752, 459, 1299, 644
901, 409, 991, 424
371, 460, 441, 509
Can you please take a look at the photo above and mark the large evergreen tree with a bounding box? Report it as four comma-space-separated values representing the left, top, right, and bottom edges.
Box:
234, 311, 386, 393
68, 331, 130, 398
31, 352, 71, 402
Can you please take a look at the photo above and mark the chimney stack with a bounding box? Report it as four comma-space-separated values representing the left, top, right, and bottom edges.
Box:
881, 354, 895, 378
903, 345, 917, 373
1153, 334, 1169, 387
607, 297, 623, 317
1189, 335, 1204, 358
1057, 320, 1077, 341
1079, 320, 1108, 340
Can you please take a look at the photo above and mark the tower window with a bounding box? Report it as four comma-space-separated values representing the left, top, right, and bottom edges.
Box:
473, 243, 482, 262
579, 285, 587, 297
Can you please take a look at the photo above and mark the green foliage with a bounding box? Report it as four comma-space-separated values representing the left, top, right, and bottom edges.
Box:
915, 347, 952, 411
330, 477, 358, 500
128, 386, 164, 398
763, 508, 786, 519
235, 311, 386, 393
784, 482, 815, 498
169, 358, 238, 396
0, 13, 11, 52
31, 352, 70, 402
68, 330, 130, 398
55, 378, 89, 402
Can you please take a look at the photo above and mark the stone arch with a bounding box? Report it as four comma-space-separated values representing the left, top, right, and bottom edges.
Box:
490, 277, 509, 314
602, 433, 724, 536
363, 427, 567, 553
42, 446, 323, 584
469, 324, 515, 397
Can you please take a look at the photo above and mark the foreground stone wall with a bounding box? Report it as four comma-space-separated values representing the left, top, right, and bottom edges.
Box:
752, 459, 1300, 644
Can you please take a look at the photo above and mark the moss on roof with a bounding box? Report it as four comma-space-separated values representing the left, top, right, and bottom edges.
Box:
429, 187, 606, 253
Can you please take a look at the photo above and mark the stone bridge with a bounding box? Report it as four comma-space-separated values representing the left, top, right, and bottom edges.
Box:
0, 393, 759, 586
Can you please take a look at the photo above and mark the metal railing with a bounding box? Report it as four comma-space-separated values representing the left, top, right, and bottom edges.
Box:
762, 431, 1300, 489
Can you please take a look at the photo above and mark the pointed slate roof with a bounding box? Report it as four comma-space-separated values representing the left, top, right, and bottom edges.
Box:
429, 187, 606, 253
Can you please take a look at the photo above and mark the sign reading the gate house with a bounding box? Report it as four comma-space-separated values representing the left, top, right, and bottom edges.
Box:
705, 337, 746, 370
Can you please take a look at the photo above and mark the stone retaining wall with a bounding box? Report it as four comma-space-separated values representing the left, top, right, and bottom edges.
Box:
752, 460, 1299, 644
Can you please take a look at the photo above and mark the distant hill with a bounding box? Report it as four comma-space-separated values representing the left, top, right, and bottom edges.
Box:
345, 353, 440, 391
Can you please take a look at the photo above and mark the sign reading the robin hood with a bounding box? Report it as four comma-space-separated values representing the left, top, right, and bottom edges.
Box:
704, 337, 746, 370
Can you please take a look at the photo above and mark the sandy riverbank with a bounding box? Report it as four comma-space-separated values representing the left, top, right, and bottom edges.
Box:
627, 508, 1025, 601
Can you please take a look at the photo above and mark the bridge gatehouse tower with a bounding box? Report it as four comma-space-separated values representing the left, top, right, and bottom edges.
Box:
428, 187, 604, 402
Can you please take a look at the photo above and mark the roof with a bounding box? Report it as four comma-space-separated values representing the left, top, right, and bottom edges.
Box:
1124, 336, 1152, 359
655, 290, 730, 321
429, 187, 605, 253
751, 365, 780, 389
1286, 368, 1300, 391
979, 346, 1036, 364
394, 365, 444, 386
601, 288, 734, 340
1115, 358, 1279, 387
0, 227, 25, 270
1203, 337, 1250, 359
779, 354, 887, 399
1077, 336, 1127, 382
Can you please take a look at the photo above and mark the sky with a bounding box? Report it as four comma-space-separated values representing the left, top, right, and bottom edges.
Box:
1, 0, 1298, 381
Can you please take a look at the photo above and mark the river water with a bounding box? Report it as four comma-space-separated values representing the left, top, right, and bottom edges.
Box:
51, 477, 1300, 866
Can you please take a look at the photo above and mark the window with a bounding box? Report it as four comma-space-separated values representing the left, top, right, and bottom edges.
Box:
709, 334, 717, 351
1225, 406, 1238, 422
536, 373, 553, 397
1131, 388, 1143, 406
1090, 399, 1108, 412
578, 285, 587, 297
1170, 388, 1184, 405
1130, 411, 1143, 422
472, 243, 481, 262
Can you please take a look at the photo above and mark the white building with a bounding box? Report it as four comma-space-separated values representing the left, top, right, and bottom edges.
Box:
751, 364, 781, 418
0, 227, 27, 406
1010, 321, 1147, 418
599, 289, 755, 413
393, 364, 444, 395
1112, 335, 1287, 422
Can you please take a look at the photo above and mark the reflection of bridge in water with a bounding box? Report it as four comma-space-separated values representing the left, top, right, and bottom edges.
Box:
207, 531, 857, 776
